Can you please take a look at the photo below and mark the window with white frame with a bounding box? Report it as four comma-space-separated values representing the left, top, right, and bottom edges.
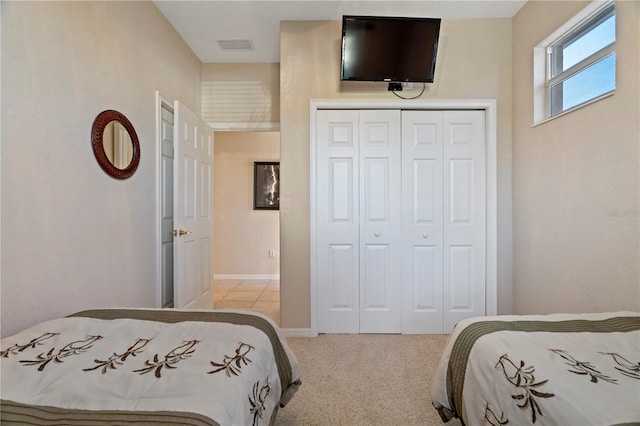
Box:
534, 1, 616, 123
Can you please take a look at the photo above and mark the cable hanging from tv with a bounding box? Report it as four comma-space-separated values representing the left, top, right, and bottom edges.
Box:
389, 82, 426, 100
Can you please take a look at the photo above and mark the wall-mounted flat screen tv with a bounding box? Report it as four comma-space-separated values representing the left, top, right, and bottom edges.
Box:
340, 15, 441, 84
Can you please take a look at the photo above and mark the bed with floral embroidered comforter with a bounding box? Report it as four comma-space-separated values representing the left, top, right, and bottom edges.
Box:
431, 311, 640, 426
0, 309, 301, 425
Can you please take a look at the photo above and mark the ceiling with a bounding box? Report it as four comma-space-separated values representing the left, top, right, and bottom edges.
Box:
153, 1, 527, 63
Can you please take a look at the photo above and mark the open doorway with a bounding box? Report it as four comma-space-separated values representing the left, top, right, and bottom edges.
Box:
212, 131, 280, 325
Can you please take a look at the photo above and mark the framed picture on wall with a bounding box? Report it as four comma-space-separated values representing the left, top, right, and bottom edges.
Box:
253, 161, 280, 210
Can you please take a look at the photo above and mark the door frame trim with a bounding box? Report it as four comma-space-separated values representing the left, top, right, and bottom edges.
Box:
309, 99, 498, 336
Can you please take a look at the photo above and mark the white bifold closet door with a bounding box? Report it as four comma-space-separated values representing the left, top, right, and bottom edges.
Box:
316, 108, 485, 334
316, 109, 359, 333
316, 109, 402, 333
359, 110, 402, 333
401, 110, 485, 334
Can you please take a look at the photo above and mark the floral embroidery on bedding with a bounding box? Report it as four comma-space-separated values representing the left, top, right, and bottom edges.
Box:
249, 378, 271, 426
5, 334, 268, 380
0, 315, 294, 426
133, 339, 200, 378
600, 352, 640, 379
0, 332, 59, 358
208, 342, 254, 376
483, 402, 508, 426
495, 354, 555, 423
19, 335, 103, 372
549, 349, 617, 384
84, 338, 152, 374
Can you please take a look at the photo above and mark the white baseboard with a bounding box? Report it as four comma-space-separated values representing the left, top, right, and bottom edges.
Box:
282, 328, 314, 338
214, 274, 280, 280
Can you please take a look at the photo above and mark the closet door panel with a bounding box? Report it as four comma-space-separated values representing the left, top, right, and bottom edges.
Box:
448, 245, 473, 308
449, 159, 474, 224
443, 110, 486, 333
328, 244, 357, 308
411, 245, 439, 309
362, 244, 390, 307
363, 158, 390, 221
401, 111, 444, 334
414, 159, 438, 221
329, 158, 354, 223
359, 110, 402, 333
317, 110, 360, 333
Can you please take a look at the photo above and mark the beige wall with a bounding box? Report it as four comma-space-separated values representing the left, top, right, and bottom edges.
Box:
214, 131, 280, 276
1, 1, 202, 337
5, 1, 632, 337
279, 19, 514, 328
512, 1, 640, 314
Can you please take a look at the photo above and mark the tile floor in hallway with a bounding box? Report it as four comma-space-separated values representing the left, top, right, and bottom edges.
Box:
213, 279, 280, 326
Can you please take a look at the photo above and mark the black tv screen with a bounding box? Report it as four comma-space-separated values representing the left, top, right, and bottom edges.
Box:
340, 15, 441, 83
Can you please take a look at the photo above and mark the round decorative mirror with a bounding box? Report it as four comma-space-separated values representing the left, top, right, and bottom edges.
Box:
91, 110, 140, 179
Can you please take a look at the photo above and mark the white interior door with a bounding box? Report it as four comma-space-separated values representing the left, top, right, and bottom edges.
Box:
316, 110, 360, 333
358, 110, 402, 333
173, 101, 214, 309
316, 110, 402, 333
401, 111, 445, 334
443, 110, 485, 332
161, 102, 175, 308
401, 110, 485, 333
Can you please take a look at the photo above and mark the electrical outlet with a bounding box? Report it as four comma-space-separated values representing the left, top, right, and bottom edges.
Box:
268, 249, 276, 258
402, 82, 413, 90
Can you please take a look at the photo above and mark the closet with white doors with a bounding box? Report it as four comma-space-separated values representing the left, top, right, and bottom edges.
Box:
314, 106, 487, 334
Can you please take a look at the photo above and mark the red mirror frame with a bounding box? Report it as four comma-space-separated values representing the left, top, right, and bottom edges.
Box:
91, 110, 140, 179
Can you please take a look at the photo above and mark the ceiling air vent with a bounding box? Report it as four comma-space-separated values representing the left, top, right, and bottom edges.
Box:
216, 39, 254, 50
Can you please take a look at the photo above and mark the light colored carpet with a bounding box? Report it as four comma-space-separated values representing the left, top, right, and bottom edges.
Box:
277, 334, 462, 426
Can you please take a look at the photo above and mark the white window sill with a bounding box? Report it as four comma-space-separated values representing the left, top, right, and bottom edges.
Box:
532, 89, 615, 128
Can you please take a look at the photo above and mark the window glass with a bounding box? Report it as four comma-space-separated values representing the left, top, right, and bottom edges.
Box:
557, 14, 615, 72
550, 53, 616, 116
546, 2, 615, 119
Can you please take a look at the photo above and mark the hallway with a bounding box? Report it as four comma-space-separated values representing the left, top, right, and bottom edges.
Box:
213, 279, 280, 325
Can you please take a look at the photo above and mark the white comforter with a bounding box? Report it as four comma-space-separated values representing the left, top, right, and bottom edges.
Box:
431, 311, 640, 426
1, 309, 301, 425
